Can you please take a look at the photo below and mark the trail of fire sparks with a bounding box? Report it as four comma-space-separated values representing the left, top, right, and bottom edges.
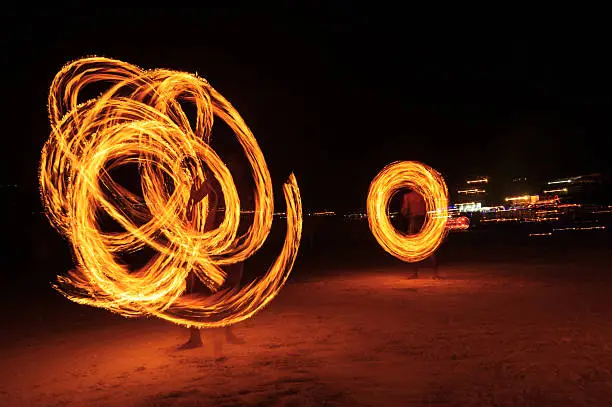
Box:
366, 161, 449, 263
39, 57, 302, 328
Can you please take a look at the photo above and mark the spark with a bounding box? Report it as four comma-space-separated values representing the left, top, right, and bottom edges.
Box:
366, 161, 449, 263
39, 57, 303, 328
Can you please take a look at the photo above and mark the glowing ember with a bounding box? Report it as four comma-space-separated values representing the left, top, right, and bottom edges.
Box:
39, 57, 302, 328
366, 161, 449, 263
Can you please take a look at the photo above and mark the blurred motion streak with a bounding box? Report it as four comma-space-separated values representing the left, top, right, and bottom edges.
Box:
366, 161, 449, 263
39, 57, 303, 328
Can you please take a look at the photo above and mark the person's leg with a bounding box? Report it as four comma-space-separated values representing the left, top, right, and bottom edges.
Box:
179, 325, 203, 349
225, 325, 246, 344
213, 332, 224, 361
408, 216, 419, 278
431, 253, 441, 279
428, 214, 440, 278
187, 326, 203, 345
178, 273, 204, 349
225, 262, 247, 344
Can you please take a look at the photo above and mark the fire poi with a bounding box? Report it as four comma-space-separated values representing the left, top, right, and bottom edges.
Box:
366, 161, 448, 262
39, 57, 303, 328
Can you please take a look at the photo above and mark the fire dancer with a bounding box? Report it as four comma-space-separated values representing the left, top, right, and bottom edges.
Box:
179, 158, 246, 350
400, 189, 439, 279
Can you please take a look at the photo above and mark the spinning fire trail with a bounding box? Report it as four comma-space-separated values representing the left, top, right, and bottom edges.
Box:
366, 161, 449, 263
39, 57, 303, 328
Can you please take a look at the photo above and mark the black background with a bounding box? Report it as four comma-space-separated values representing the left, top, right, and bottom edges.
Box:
2, 5, 610, 213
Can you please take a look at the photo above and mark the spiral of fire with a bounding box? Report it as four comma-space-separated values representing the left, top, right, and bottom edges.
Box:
39, 57, 302, 328
366, 161, 449, 263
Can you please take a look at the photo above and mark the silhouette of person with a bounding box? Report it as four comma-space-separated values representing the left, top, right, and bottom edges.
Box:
179, 158, 246, 350
400, 189, 439, 279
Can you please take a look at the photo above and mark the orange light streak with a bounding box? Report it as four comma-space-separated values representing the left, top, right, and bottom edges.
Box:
39, 57, 303, 328
505, 195, 530, 201
366, 161, 449, 263
543, 188, 568, 194
553, 226, 606, 231
466, 178, 488, 184
457, 188, 485, 194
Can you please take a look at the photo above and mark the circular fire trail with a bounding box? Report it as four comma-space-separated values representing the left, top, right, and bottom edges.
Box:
39, 57, 302, 328
366, 161, 449, 263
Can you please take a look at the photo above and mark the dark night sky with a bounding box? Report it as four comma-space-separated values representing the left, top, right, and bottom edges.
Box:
2, 6, 610, 213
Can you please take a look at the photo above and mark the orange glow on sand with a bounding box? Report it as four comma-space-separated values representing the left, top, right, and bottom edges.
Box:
366, 161, 449, 263
39, 57, 303, 328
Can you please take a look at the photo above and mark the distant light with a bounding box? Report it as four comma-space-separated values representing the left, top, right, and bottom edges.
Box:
543, 188, 568, 194
481, 217, 521, 223
466, 178, 488, 184
446, 216, 470, 230
456, 202, 482, 212
311, 211, 336, 216
480, 206, 504, 212
547, 177, 578, 185
457, 188, 486, 194
505, 195, 530, 201
504, 195, 539, 203
553, 226, 606, 232
534, 196, 560, 205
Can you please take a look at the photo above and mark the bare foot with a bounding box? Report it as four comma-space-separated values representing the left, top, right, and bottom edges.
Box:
178, 327, 204, 350
226, 332, 246, 345
213, 339, 224, 360
177, 337, 203, 350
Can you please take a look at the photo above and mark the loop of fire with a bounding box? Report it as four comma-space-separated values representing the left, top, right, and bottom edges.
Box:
39, 57, 303, 328
366, 161, 449, 263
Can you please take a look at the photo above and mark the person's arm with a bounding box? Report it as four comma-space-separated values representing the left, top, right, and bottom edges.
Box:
191, 178, 213, 204
400, 193, 411, 217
